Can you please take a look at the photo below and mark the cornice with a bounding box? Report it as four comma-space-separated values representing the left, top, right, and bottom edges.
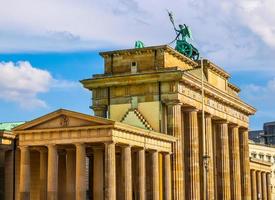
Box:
228, 82, 241, 93
81, 69, 183, 89
202, 60, 231, 79
81, 69, 255, 115
99, 45, 198, 67
182, 72, 256, 115
113, 122, 176, 143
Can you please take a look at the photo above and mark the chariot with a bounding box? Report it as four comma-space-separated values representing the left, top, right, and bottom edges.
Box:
168, 12, 200, 61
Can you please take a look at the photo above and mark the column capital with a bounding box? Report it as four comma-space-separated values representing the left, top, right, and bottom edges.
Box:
228, 123, 240, 128
104, 141, 116, 146
18, 145, 29, 150
120, 144, 132, 148
148, 149, 159, 153
239, 126, 249, 131
215, 119, 228, 124
91, 105, 107, 111
46, 143, 56, 148
163, 99, 182, 106
74, 142, 85, 147
204, 112, 213, 118
162, 151, 172, 155
184, 107, 199, 112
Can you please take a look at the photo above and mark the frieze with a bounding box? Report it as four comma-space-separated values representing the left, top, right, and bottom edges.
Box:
18, 128, 173, 153
179, 83, 249, 123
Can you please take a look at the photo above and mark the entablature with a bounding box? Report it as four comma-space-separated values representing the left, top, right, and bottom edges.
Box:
250, 158, 272, 172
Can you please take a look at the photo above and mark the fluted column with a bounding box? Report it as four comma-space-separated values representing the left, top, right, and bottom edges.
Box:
185, 108, 200, 200
256, 171, 262, 200
164, 153, 172, 200
205, 114, 214, 200
105, 142, 116, 200
251, 170, 257, 200
47, 144, 58, 200
122, 145, 132, 200
93, 105, 107, 118
66, 149, 76, 200
152, 151, 160, 200
40, 149, 48, 200
240, 129, 251, 200
19, 146, 30, 200
229, 125, 242, 200
138, 149, 146, 200
267, 173, 272, 200
216, 121, 231, 200
93, 147, 104, 200
75, 143, 86, 200
166, 101, 184, 200
58, 152, 67, 200
262, 172, 267, 200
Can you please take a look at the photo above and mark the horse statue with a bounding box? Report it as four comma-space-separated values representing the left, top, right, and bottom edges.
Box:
168, 11, 200, 60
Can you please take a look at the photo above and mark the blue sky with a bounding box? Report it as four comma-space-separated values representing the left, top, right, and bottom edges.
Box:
0, 0, 275, 130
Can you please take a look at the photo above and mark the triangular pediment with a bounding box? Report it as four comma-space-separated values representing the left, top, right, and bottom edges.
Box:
13, 109, 114, 131
121, 109, 153, 131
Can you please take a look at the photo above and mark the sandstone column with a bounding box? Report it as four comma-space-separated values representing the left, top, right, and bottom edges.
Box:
262, 172, 267, 200
93, 147, 104, 200
138, 149, 146, 200
152, 151, 160, 200
122, 145, 132, 200
229, 125, 242, 200
164, 153, 172, 200
75, 143, 86, 200
267, 173, 272, 200
93, 105, 107, 118
19, 146, 30, 200
4, 150, 14, 200
240, 129, 251, 200
167, 101, 184, 200
185, 108, 200, 200
205, 114, 214, 200
216, 121, 231, 200
256, 171, 262, 200
105, 142, 116, 200
40, 149, 48, 200
66, 149, 76, 200
58, 152, 67, 200
251, 170, 257, 200
47, 144, 58, 200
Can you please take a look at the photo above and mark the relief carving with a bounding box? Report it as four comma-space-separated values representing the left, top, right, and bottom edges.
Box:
60, 115, 69, 127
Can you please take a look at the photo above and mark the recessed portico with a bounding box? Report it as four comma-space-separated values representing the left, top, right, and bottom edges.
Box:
13, 109, 175, 200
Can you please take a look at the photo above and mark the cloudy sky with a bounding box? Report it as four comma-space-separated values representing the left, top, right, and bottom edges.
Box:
0, 0, 275, 130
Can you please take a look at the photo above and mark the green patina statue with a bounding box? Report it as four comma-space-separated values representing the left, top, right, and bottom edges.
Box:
168, 11, 200, 60
135, 40, 145, 48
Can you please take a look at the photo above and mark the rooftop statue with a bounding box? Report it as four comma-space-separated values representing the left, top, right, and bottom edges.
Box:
135, 40, 145, 48
168, 11, 200, 60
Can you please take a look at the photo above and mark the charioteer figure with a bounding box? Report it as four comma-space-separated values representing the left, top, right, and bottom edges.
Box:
168, 11, 200, 60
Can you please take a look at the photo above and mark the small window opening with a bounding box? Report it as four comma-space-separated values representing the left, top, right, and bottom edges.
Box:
131, 61, 137, 73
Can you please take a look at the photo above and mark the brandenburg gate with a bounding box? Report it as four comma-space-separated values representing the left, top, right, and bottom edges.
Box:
12, 45, 267, 200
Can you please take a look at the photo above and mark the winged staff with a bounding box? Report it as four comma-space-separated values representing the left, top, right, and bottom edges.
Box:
166, 10, 199, 60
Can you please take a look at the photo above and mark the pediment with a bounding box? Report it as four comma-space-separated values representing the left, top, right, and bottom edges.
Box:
13, 109, 114, 131
121, 109, 153, 131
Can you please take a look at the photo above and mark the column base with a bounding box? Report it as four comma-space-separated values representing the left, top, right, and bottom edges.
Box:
76, 191, 86, 200
47, 192, 58, 200
19, 192, 30, 200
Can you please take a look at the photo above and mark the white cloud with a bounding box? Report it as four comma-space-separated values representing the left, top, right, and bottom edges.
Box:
0, 61, 77, 109
235, 0, 275, 48
241, 78, 275, 121
0, 0, 275, 72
